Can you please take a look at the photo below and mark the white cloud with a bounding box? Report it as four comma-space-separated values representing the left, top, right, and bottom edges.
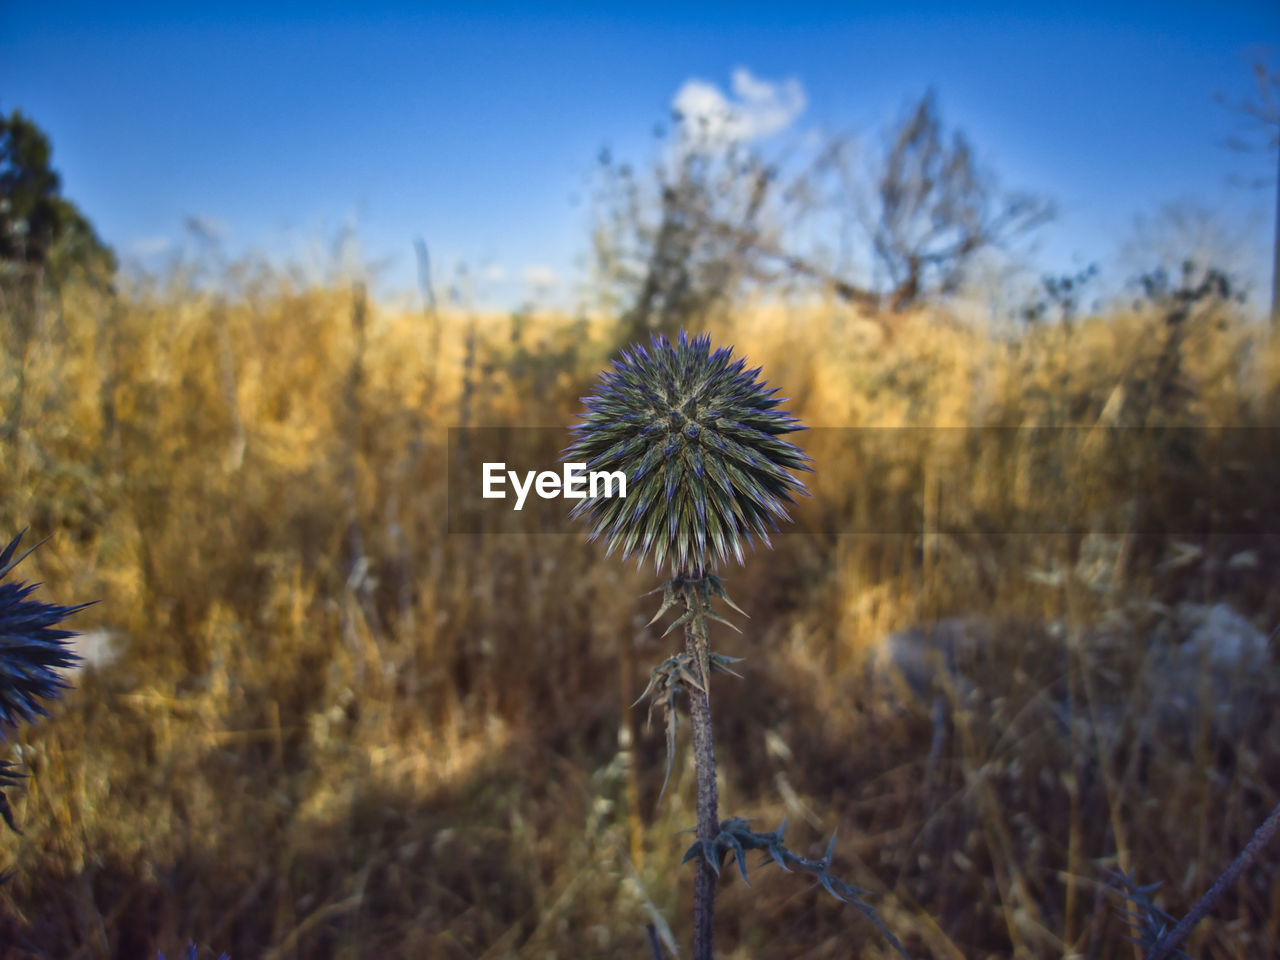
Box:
523, 265, 558, 290
480, 264, 508, 284
672, 67, 807, 152
128, 235, 173, 257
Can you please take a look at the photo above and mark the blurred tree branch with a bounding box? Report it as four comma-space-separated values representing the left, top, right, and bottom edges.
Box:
590, 90, 1053, 341
1216, 58, 1280, 329
858, 90, 1054, 312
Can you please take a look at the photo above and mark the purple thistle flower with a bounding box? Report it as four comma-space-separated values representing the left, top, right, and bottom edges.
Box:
564, 331, 810, 573
0, 530, 90, 735
0, 530, 91, 840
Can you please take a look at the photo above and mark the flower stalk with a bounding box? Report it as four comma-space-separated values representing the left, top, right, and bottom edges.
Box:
681, 575, 720, 959
566, 331, 811, 959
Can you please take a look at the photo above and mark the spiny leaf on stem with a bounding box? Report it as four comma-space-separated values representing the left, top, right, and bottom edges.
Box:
632, 651, 745, 805
645, 574, 747, 694
681, 817, 913, 960
1106, 869, 1193, 959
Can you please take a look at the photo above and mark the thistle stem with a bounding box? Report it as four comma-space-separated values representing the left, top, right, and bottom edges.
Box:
1148, 799, 1280, 960
681, 577, 719, 960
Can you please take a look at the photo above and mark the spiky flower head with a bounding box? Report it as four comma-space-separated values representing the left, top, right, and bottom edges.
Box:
564, 330, 810, 573
0, 531, 87, 736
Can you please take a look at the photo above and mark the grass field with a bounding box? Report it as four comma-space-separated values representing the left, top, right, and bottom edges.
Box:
1, 265, 1278, 958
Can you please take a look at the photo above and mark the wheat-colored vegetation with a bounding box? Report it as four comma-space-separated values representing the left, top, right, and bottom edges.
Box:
1, 259, 1278, 958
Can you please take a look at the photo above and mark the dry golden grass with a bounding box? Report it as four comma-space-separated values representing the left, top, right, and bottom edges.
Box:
1, 266, 1278, 958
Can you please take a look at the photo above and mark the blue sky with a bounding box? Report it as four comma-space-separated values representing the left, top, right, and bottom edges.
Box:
2, 2, 1278, 312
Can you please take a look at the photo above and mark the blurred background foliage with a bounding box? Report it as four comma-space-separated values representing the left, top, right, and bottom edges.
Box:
0, 98, 1279, 959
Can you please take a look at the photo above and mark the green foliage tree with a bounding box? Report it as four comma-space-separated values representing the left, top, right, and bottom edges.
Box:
0, 108, 116, 282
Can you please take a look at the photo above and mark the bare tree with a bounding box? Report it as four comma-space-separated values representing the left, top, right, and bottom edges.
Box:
862, 90, 1054, 312
589, 88, 1054, 339
622, 135, 771, 341
591, 119, 825, 343
1217, 59, 1280, 330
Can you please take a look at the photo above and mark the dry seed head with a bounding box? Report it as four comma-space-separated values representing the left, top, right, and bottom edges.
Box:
564, 331, 810, 573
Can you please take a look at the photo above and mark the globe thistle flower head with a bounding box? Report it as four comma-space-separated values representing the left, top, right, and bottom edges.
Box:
564, 330, 811, 573
0, 531, 89, 737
